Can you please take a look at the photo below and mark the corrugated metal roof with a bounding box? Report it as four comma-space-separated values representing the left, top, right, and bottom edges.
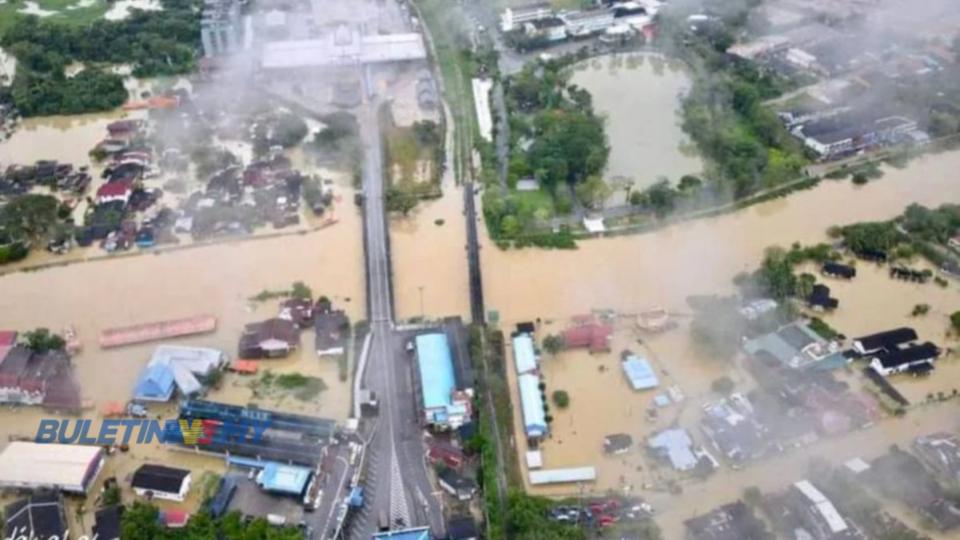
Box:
648, 428, 698, 471
416, 333, 456, 411
793, 480, 848, 533
257, 462, 311, 495
512, 334, 538, 375
622, 356, 659, 390
518, 373, 547, 438
0, 443, 103, 493
529, 467, 597, 485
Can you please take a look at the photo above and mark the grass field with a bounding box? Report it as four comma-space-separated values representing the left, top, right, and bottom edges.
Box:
413, 0, 477, 183
0, 0, 110, 38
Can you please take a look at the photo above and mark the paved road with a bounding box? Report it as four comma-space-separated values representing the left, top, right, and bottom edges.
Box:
347, 101, 445, 539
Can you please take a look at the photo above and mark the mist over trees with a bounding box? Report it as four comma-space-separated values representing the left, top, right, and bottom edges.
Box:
0, 0, 201, 116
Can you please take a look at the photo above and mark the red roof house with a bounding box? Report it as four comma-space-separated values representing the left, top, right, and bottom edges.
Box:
0, 331, 17, 347
562, 323, 612, 354
96, 180, 133, 204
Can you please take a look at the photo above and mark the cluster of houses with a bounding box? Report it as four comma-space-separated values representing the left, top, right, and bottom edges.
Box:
238, 296, 350, 359
0, 160, 91, 197
500, 0, 660, 48
720, 0, 953, 161
687, 431, 960, 539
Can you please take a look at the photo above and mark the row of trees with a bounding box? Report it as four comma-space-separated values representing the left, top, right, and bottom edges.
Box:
1, 0, 201, 116
121, 504, 303, 540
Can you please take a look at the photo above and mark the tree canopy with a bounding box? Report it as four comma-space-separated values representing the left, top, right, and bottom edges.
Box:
120, 503, 303, 540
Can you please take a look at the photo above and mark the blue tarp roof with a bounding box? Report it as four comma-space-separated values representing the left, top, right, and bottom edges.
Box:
133, 364, 176, 402
512, 334, 538, 375
416, 333, 456, 411
622, 356, 659, 390
256, 462, 311, 495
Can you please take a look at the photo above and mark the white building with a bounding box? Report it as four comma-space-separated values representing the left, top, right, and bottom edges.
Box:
0, 442, 104, 494
560, 9, 616, 37
500, 2, 554, 32
132, 464, 192, 502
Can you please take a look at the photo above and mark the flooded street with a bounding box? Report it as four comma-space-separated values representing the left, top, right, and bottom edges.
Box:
569, 53, 701, 198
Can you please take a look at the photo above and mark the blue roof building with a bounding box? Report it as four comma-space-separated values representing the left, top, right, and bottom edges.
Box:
518, 373, 547, 439
622, 355, 659, 390
372, 527, 431, 540
256, 462, 312, 495
133, 364, 176, 402
512, 334, 538, 375
415, 333, 471, 429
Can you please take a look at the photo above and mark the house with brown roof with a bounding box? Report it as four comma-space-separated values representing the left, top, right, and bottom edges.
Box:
238, 318, 299, 358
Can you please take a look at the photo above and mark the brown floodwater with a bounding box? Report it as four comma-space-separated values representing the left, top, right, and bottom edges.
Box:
569, 53, 702, 198
390, 183, 472, 321
481, 151, 960, 323
0, 110, 144, 165
487, 150, 960, 532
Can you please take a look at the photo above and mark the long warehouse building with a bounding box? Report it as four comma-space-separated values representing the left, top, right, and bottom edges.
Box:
0, 442, 104, 493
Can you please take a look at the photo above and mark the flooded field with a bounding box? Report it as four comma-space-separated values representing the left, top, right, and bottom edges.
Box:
569, 53, 702, 198
390, 183, 471, 321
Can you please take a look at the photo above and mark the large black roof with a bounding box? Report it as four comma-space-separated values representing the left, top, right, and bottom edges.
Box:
874, 342, 940, 368
855, 327, 918, 352
131, 464, 190, 494
3, 492, 65, 540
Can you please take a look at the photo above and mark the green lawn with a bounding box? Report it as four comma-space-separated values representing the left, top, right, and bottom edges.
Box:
0, 0, 110, 38
513, 188, 556, 220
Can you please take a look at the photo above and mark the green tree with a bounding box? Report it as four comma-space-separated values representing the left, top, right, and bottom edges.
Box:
0, 194, 61, 243
290, 281, 312, 300
551, 389, 570, 409
22, 328, 65, 353
542, 334, 564, 356
573, 174, 611, 210
952, 311, 960, 333
757, 247, 797, 300
385, 186, 418, 216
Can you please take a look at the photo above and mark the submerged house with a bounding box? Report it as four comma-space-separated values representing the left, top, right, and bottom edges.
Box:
0, 346, 80, 409
822, 261, 856, 279
853, 327, 918, 355
134, 345, 227, 401
869, 342, 940, 376
807, 284, 838, 311
315, 309, 350, 357
239, 318, 299, 358
743, 322, 846, 370
561, 320, 612, 354
648, 428, 701, 472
